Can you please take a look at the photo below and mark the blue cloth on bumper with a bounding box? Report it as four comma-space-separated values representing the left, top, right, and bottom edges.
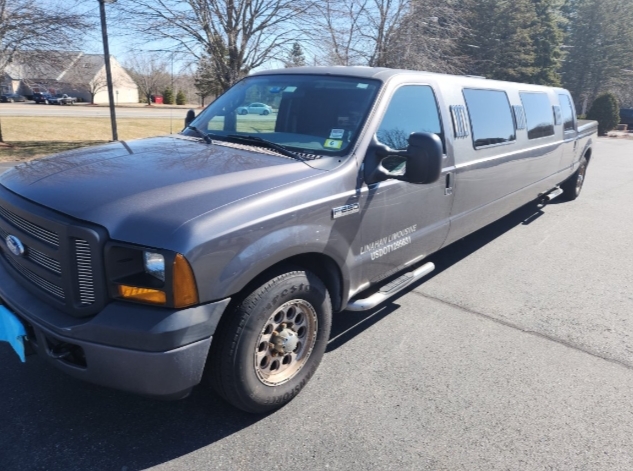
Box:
0, 305, 27, 362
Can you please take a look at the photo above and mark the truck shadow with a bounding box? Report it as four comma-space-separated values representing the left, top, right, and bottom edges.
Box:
0, 345, 265, 470
328, 199, 551, 352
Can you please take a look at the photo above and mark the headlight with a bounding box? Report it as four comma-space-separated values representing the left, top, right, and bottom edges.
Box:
106, 244, 199, 308
144, 251, 165, 281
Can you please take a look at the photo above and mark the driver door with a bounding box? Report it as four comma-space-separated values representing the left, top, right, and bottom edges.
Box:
358, 84, 454, 284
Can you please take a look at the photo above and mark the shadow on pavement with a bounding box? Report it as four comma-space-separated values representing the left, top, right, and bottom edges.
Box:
0, 347, 264, 470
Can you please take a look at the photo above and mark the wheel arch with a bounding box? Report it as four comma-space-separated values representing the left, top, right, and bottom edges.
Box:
228, 252, 346, 313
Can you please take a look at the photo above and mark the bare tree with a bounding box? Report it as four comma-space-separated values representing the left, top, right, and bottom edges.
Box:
309, 0, 369, 66
308, 0, 465, 73
0, 0, 88, 142
126, 55, 170, 104
116, 0, 314, 92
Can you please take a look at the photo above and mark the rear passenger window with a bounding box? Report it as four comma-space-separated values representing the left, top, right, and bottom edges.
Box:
377, 85, 444, 151
558, 94, 576, 132
462, 89, 516, 148
520, 92, 555, 139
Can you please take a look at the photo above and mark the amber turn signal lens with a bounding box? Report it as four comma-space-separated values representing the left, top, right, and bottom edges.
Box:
173, 254, 199, 308
118, 285, 167, 304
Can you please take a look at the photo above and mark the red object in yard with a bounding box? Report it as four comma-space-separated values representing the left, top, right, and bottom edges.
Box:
151, 95, 163, 104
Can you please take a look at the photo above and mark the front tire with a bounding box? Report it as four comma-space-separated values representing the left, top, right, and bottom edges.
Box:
561, 156, 588, 201
209, 269, 332, 413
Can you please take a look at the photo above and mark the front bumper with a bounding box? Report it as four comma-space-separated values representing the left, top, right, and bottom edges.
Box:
0, 257, 230, 398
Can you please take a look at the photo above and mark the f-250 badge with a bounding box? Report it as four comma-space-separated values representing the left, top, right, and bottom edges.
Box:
332, 203, 360, 219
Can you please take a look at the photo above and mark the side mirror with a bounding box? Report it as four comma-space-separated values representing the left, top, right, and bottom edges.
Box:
184, 109, 196, 128
364, 132, 443, 185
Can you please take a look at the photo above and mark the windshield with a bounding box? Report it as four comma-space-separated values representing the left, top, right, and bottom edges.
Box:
183, 74, 381, 157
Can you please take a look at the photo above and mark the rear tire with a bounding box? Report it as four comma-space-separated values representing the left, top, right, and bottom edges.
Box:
561, 156, 588, 201
208, 269, 332, 413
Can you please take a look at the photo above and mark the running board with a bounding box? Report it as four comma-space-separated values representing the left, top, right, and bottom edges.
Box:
346, 262, 435, 311
541, 187, 563, 203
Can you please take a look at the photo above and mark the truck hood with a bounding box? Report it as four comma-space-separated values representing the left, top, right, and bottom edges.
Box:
0, 136, 325, 246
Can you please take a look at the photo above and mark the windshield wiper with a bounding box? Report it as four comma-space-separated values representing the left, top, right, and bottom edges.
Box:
186, 125, 213, 144
226, 134, 307, 163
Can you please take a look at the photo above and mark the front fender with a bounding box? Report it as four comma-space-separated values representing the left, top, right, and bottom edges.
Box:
193, 224, 352, 304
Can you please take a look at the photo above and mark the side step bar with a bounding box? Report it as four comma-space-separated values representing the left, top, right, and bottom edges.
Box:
346, 262, 435, 311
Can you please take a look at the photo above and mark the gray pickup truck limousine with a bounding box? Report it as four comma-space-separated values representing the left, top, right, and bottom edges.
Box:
0, 67, 596, 412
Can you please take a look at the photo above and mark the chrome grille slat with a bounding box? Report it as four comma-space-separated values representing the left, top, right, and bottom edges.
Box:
0, 205, 59, 247
27, 247, 62, 274
75, 239, 95, 305
3, 252, 65, 299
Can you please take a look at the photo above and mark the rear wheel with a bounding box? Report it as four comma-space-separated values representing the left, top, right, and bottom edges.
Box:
561, 155, 588, 201
208, 269, 332, 413
262, 109, 270, 115
239, 109, 248, 115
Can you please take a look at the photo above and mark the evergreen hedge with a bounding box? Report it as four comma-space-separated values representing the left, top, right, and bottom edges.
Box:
587, 92, 620, 135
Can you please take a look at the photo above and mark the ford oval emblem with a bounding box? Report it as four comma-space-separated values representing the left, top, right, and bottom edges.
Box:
5, 235, 25, 257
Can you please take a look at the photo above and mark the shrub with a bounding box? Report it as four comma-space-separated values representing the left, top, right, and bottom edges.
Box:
163, 87, 174, 105
587, 92, 620, 135
176, 90, 186, 105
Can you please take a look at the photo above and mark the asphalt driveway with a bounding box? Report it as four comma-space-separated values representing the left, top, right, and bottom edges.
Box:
1, 138, 633, 470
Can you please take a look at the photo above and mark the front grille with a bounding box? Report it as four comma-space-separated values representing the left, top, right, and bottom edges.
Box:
0, 191, 104, 317
3, 251, 65, 299
75, 239, 95, 305
0, 204, 59, 247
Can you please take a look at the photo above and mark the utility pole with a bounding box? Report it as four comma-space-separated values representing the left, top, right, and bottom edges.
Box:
99, 0, 118, 141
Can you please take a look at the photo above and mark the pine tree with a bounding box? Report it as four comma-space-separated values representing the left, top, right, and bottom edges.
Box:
529, 0, 564, 86
562, 0, 633, 111
194, 57, 222, 106
163, 87, 174, 105
459, 0, 538, 82
285, 42, 306, 68
176, 90, 186, 105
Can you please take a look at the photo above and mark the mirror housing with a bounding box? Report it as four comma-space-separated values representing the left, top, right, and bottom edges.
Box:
184, 109, 196, 128
364, 132, 443, 185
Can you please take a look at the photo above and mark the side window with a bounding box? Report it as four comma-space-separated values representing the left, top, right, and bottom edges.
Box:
376, 85, 444, 151
462, 89, 516, 148
558, 94, 576, 132
520, 92, 555, 139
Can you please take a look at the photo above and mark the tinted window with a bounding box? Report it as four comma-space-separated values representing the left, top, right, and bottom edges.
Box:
376, 85, 444, 150
520, 92, 555, 139
558, 94, 575, 132
463, 89, 516, 148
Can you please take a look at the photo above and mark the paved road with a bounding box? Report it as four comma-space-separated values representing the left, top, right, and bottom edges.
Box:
0, 102, 194, 119
1, 138, 633, 470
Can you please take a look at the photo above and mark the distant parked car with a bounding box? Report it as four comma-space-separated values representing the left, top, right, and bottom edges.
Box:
620, 108, 633, 127
236, 102, 273, 115
0, 93, 26, 103
33, 92, 54, 104
48, 93, 77, 105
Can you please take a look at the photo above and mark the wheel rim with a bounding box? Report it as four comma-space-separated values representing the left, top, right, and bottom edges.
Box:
254, 299, 318, 386
576, 162, 587, 195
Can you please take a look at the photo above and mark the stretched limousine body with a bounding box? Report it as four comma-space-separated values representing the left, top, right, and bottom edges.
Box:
0, 67, 596, 412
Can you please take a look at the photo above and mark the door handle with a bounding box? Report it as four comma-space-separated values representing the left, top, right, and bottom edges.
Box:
444, 172, 453, 196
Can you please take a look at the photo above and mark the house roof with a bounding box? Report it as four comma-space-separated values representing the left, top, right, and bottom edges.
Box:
60, 54, 106, 84
4, 51, 83, 81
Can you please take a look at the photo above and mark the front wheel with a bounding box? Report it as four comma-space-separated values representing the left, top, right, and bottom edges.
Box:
208, 269, 332, 413
262, 109, 270, 115
239, 109, 248, 115
561, 156, 588, 201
